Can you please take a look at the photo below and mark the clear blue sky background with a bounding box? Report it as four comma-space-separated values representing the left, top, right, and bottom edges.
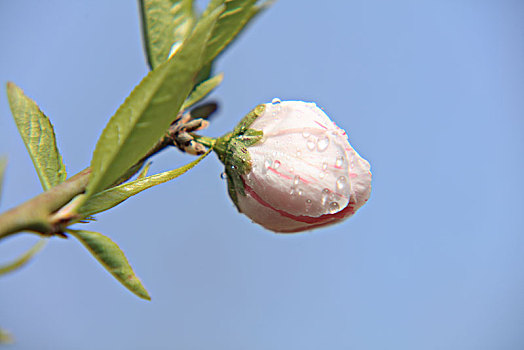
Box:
1, 1, 523, 349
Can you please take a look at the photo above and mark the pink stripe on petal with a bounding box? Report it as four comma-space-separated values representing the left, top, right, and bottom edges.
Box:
242, 181, 352, 226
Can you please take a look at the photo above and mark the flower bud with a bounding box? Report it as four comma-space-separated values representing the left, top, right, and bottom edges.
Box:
217, 100, 371, 233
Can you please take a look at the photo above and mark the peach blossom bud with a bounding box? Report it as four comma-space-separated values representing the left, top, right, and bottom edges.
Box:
220, 100, 371, 233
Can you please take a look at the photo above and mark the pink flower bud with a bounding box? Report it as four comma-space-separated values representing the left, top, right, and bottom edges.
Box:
223, 100, 371, 233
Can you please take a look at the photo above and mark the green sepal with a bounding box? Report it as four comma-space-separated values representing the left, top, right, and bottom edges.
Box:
225, 165, 241, 206
232, 104, 265, 136
240, 128, 263, 147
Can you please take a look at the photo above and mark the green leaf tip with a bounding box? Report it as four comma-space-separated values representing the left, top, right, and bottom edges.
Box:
6, 82, 67, 191
0, 240, 47, 276
203, 0, 258, 64
140, 0, 197, 69
182, 73, 224, 110
68, 229, 151, 300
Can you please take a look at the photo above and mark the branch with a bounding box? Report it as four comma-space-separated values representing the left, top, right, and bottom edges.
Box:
0, 123, 213, 240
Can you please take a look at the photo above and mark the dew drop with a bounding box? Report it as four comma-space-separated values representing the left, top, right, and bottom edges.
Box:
298, 189, 303, 196
335, 156, 344, 168
264, 158, 272, 169
328, 201, 340, 213
305, 199, 312, 212
296, 149, 302, 157
273, 160, 281, 169
319, 171, 326, 179
302, 130, 311, 138
220, 172, 227, 180
317, 136, 330, 152
336, 176, 347, 191
293, 175, 300, 186
322, 162, 328, 171
306, 137, 316, 151
290, 167, 295, 173
321, 188, 330, 206
271, 97, 281, 105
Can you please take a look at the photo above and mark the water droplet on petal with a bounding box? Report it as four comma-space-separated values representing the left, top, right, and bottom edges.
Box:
296, 149, 302, 157
319, 171, 326, 179
293, 175, 300, 186
328, 201, 340, 213
302, 130, 311, 138
305, 199, 312, 212
264, 158, 272, 169
306, 137, 316, 151
298, 189, 303, 196
336, 176, 347, 191
321, 188, 330, 206
290, 167, 295, 173
322, 162, 328, 171
220, 172, 227, 180
317, 136, 330, 152
274, 160, 281, 169
271, 97, 281, 105
335, 156, 344, 168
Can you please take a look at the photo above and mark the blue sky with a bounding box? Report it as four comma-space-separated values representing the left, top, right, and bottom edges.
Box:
1, 1, 523, 349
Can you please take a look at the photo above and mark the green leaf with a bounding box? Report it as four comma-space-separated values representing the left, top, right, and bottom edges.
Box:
6, 82, 67, 191
82, 6, 223, 206
68, 229, 151, 300
140, 0, 196, 69
0, 240, 47, 276
203, 0, 258, 64
0, 156, 6, 205
0, 328, 13, 344
182, 73, 223, 110
79, 148, 211, 217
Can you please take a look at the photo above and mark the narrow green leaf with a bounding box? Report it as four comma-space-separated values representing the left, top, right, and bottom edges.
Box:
0, 156, 6, 205
140, 0, 196, 69
79, 149, 211, 217
6, 82, 67, 191
68, 229, 151, 300
137, 162, 153, 180
0, 240, 47, 276
203, 0, 257, 64
182, 73, 223, 110
82, 6, 223, 206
